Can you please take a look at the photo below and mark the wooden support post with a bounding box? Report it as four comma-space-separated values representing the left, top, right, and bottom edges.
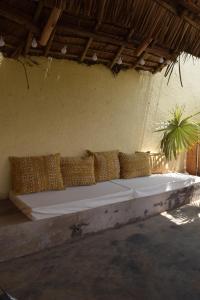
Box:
44, 28, 56, 56
80, 37, 93, 62
110, 27, 134, 69
24, 32, 34, 56
110, 45, 124, 68
24, 0, 44, 56
80, 0, 106, 62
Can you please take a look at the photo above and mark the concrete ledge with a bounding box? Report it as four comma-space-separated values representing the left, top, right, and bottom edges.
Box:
1, 183, 200, 262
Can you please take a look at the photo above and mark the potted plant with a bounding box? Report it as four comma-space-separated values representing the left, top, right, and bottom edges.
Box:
155, 106, 200, 161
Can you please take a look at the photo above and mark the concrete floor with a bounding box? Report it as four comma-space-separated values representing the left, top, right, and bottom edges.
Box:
1, 202, 200, 300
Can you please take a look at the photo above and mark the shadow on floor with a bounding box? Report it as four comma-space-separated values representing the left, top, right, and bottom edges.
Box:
1, 203, 200, 300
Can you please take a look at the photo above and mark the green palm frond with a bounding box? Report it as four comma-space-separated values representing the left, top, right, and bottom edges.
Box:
155, 106, 200, 160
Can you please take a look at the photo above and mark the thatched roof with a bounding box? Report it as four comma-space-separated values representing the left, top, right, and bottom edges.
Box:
0, 0, 200, 73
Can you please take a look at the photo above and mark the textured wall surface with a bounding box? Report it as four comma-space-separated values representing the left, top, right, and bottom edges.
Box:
0, 56, 199, 198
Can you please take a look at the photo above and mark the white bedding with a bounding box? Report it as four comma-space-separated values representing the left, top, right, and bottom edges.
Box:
9, 173, 200, 221
112, 173, 200, 198
10, 181, 133, 220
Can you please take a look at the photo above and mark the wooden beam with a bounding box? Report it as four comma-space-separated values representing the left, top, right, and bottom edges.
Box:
110, 27, 135, 68
56, 25, 170, 57
28, 48, 133, 66
44, 28, 56, 56
24, 0, 44, 56
80, 37, 93, 62
9, 42, 166, 71
95, 0, 107, 31
135, 65, 155, 72
5, 38, 161, 62
133, 52, 146, 68
110, 45, 124, 68
39, 5, 63, 46
24, 32, 34, 56
57, 25, 128, 46
80, 0, 106, 62
79, 0, 107, 62
135, 37, 153, 57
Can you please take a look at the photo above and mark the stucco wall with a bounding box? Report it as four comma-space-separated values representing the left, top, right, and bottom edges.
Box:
0, 55, 199, 198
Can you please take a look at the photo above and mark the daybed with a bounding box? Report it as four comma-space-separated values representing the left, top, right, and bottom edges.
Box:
4, 151, 200, 263
0, 172, 199, 262
10, 172, 200, 221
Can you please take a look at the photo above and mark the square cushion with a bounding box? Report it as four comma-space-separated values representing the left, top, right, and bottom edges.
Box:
136, 151, 168, 174
61, 156, 95, 187
119, 152, 151, 179
87, 150, 120, 182
10, 153, 64, 194
150, 153, 168, 174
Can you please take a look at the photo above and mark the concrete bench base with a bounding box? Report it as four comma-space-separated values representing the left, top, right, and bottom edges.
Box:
1, 183, 200, 262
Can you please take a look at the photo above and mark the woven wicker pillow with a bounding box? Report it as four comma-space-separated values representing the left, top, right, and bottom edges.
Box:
10, 153, 64, 195
87, 150, 120, 182
136, 151, 168, 174
150, 153, 168, 174
61, 156, 95, 187
119, 152, 151, 179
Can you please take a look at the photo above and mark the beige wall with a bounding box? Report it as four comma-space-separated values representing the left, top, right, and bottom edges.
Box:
0, 55, 200, 198
142, 58, 200, 152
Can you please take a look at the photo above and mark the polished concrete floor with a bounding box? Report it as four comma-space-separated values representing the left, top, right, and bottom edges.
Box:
1, 202, 200, 300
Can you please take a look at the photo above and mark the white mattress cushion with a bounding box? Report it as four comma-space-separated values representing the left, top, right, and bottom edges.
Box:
112, 173, 200, 198
9, 173, 200, 220
10, 181, 133, 220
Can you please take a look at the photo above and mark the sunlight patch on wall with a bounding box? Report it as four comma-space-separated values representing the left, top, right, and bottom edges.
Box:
138, 72, 165, 152
0, 52, 4, 66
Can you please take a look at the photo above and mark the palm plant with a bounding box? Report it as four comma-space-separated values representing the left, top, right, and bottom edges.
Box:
155, 106, 200, 161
